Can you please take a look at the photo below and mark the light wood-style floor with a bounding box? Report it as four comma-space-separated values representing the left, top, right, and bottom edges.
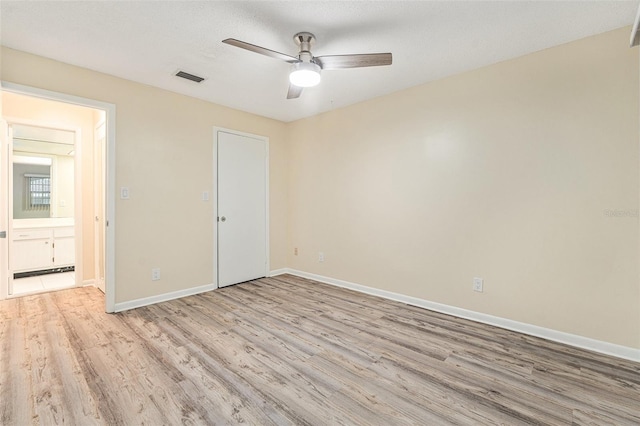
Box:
1, 274, 639, 425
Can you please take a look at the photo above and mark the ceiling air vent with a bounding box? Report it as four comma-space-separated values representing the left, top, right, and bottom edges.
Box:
175, 70, 205, 83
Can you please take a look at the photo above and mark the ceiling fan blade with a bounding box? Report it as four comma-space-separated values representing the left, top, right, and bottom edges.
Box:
222, 38, 300, 63
287, 84, 303, 99
315, 53, 392, 70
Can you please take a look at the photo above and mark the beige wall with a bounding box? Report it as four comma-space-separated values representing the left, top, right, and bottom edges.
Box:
1, 47, 289, 303
287, 27, 639, 349
3, 91, 97, 281
2, 26, 638, 349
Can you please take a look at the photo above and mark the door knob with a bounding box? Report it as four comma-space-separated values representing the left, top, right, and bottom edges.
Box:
220, 216, 226, 222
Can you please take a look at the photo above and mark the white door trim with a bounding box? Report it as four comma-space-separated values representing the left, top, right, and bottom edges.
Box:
94, 120, 106, 293
1, 81, 117, 313
0, 121, 9, 301
212, 127, 269, 289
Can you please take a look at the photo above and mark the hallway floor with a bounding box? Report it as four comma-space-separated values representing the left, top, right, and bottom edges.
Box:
11, 271, 75, 296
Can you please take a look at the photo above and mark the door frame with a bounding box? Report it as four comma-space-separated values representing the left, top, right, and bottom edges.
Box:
94, 120, 106, 293
212, 127, 269, 289
0, 121, 9, 300
1, 81, 117, 312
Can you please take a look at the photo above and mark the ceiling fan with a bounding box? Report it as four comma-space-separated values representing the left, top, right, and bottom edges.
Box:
222, 32, 392, 99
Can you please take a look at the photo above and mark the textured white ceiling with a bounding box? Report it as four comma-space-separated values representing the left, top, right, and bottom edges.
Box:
1, 1, 638, 122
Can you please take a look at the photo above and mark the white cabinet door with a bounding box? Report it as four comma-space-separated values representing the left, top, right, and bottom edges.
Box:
12, 238, 52, 271
12, 227, 74, 272
217, 131, 267, 287
54, 237, 75, 266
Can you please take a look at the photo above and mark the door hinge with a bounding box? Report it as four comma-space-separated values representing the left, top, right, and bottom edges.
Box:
52, 242, 55, 248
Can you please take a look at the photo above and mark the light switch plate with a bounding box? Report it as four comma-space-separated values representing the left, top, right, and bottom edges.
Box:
120, 187, 130, 199
202, 191, 209, 201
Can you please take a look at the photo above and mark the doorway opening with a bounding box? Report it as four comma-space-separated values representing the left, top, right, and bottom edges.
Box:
0, 83, 116, 312
9, 122, 80, 296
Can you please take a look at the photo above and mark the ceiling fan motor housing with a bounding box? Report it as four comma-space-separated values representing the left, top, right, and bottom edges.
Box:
294, 32, 316, 63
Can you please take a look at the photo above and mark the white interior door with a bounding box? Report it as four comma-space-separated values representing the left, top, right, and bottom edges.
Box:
217, 130, 267, 287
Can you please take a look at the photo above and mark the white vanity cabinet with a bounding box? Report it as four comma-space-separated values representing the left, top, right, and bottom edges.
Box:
11, 226, 75, 272
12, 229, 52, 271
53, 227, 75, 266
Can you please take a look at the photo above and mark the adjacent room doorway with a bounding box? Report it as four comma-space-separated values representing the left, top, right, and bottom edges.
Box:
0, 82, 116, 312
215, 129, 269, 288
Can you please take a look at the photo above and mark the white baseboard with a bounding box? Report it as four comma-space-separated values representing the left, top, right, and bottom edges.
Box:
82, 279, 95, 287
269, 268, 289, 277
114, 283, 216, 313
277, 268, 640, 363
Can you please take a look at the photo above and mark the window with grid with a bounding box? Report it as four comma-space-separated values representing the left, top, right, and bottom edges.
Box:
24, 174, 51, 211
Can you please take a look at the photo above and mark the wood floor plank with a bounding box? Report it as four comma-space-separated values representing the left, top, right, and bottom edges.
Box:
23, 294, 75, 425
365, 354, 524, 425
1, 275, 639, 424
125, 310, 273, 425
1, 316, 35, 425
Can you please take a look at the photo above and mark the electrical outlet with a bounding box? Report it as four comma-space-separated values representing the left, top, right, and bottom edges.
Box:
318, 252, 325, 262
152, 268, 161, 281
473, 277, 483, 292
294, 247, 298, 256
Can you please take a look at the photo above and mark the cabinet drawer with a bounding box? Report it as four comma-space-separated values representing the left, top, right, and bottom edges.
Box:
12, 239, 53, 271
54, 227, 75, 238
13, 229, 52, 241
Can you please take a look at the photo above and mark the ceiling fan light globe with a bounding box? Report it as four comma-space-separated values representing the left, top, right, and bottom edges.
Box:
289, 62, 321, 87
